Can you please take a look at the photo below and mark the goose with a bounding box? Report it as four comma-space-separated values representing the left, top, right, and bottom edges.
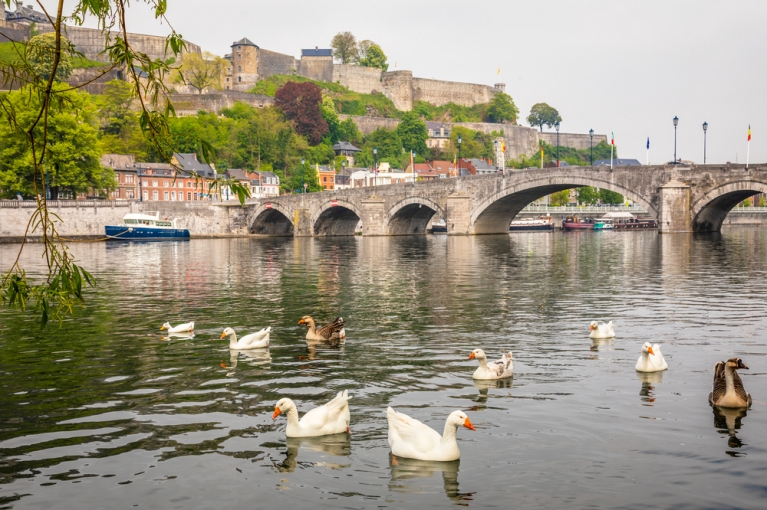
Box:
589, 320, 615, 339
468, 349, 513, 380
635, 342, 668, 372
220, 327, 271, 349
299, 316, 345, 342
272, 390, 351, 437
160, 321, 194, 333
709, 358, 752, 408
386, 407, 475, 462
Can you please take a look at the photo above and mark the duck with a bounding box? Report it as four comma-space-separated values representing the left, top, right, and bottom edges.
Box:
635, 342, 668, 372
386, 407, 475, 462
160, 321, 194, 333
468, 349, 513, 380
272, 390, 351, 437
220, 326, 271, 349
709, 358, 752, 408
589, 320, 615, 339
299, 316, 345, 342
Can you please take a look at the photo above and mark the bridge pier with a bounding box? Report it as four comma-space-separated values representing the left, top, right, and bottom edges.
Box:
293, 209, 313, 236
361, 198, 386, 236
658, 180, 692, 233
447, 193, 471, 235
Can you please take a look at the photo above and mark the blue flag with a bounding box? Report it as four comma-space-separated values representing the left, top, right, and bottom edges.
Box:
646, 137, 650, 149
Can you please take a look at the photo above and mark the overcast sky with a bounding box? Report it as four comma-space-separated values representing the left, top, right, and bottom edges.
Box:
41, 0, 767, 164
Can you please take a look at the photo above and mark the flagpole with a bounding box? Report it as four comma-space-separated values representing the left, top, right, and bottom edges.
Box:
746, 125, 751, 169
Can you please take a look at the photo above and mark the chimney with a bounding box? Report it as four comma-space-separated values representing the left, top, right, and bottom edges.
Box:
315, 46, 318, 50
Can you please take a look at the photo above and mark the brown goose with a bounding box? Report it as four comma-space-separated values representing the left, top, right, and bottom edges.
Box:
298, 316, 345, 342
709, 358, 752, 408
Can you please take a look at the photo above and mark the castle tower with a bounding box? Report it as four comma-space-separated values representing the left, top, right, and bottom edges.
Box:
494, 83, 506, 92
230, 37, 259, 91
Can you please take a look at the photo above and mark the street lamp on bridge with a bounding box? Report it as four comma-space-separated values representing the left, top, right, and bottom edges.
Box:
555, 121, 560, 167
301, 158, 305, 193
703, 121, 708, 164
673, 116, 679, 164
373, 147, 377, 190
589, 128, 594, 166
456, 135, 462, 178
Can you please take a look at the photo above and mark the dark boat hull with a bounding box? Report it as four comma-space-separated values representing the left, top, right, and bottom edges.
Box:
612, 221, 657, 229
562, 222, 595, 230
105, 225, 190, 240
509, 224, 554, 232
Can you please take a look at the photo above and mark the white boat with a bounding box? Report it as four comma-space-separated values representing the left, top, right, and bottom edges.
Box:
509, 216, 554, 232
105, 212, 190, 240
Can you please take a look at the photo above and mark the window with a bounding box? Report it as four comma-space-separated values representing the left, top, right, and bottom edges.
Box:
238, 76, 241, 82
238, 65, 241, 72
143, 190, 148, 201
143, 180, 149, 187
126, 175, 134, 183
171, 191, 176, 201
187, 192, 192, 201
226, 77, 229, 82
178, 182, 183, 188
115, 174, 122, 183
152, 190, 158, 200
164, 191, 169, 200
126, 190, 134, 199
152, 180, 158, 187
237, 53, 241, 58
164, 181, 169, 187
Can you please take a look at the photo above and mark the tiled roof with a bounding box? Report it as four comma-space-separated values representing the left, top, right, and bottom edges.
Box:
232, 38, 258, 48
302, 48, 333, 57
173, 153, 218, 178
101, 154, 135, 169
333, 141, 361, 152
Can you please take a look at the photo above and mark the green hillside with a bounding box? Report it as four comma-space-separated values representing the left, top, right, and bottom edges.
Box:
0, 41, 104, 69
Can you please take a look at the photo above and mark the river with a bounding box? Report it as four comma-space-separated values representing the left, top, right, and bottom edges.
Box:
1, 229, 765, 509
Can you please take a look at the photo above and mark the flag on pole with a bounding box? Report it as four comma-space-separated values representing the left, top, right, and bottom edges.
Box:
611, 132, 615, 145
497, 68, 501, 76
646, 137, 650, 149
502, 141, 506, 152
748, 125, 751, 141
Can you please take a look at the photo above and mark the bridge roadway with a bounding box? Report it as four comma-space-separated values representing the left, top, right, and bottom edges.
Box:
245, 163, 767, 236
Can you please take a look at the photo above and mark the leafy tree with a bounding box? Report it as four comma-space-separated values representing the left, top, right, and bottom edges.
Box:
284, 160, 322, 193
577, 186, 600, 205
275, 81, 328, 145
320, 95, 342, 144
396, 111, 428, 155
0, 84, 113, 199
364, 128, 402, 161
331, 31, 358, 64
449, 126, 494, 160
599, 189, 624, 204
358, 43, 388, 71
338, 117, 362, 145
549, 190, 571, 206
486, 92, 518, 124
27, 33, 73, 82
172, 51, 227, 94
527, 103, 562, 132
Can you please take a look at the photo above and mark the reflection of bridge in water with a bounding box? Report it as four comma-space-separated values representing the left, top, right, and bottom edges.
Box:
246, 164, 767, 236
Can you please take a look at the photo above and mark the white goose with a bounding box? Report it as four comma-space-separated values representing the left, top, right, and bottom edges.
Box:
386, 407, 475, 462
272, 390, 351, 437
589, 320, 615, 339
160, 321, 194, 333
220, 327, 271, 349
468, 349, 513, 380
635, 342, 668, 372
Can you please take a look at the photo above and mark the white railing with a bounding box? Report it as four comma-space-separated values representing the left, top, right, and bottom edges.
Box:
521, 205, 647, 214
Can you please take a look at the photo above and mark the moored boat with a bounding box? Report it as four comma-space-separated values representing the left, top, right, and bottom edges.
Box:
593, 218, 614, 231
598, 212, 657, 229
562, 216, 596, 230
105, 212, 190, 240
509, 216, 554, 232
431, 219, 447, 233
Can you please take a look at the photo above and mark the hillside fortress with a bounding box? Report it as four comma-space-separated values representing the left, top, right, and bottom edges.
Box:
225, 37, 503, 111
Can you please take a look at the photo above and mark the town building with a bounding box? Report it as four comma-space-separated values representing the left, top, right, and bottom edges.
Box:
333, 141, 361, 167
318, 165, 336, 191
102, 154, 138, 200
464, 158, 498, 175
350, 163, 414, 188
426, 122, 451, 149
225, 169, 280, 199
334, 167, 356, 190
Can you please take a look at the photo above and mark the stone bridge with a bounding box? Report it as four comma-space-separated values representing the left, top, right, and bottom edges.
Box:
245, 163, 767, 236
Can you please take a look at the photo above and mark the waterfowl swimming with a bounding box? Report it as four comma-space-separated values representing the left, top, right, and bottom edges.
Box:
589, 321, 615, 339
709, 358, 752, 408
386, 407, 474, 462
160, 321, 194, 333
299, 316, 345, 342
220, 326, 271, 349
468, 349, 513, 380
635, 342, 668, 372
272, 390, 351, 437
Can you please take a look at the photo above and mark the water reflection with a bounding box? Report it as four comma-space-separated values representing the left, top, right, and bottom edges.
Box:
636, 371, 663, 405
389, 455, 474, 504
161, 332, 195, 341
590, 337, 614, 352
274, 434, 351, 473
303, 340, 344, 360
712, 406, 749, 453
223, 348, 271, 376
472, 378, 513, 409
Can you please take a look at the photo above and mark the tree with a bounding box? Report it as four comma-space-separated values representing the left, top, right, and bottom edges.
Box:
275, 81, 328, 145
331, 31, 358, 64
599, 189, 624, 205
173, 51, 227, 94
486, 92, 518, 124
0, 84, 114, 199
27, 33, 73, 82
549, 190, 571, 206
358, 43, 388, 71
396, 111, 428, 155
527, 103, 562, 132
577, 186, 600, 205
320, 95, 342, 144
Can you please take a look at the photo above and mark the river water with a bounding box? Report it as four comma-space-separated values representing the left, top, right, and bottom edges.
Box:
1, 229, 765, 509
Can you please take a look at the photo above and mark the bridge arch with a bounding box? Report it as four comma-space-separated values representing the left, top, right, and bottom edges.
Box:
386, 196, 445, 235
691, 180, 767, 231
311, 199, 362, 236
249, 203, 294, 235
470, 174, 657, 234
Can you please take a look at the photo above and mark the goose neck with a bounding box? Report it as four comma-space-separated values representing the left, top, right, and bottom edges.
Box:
441, 420, 459, 444
228, 332, 238, 349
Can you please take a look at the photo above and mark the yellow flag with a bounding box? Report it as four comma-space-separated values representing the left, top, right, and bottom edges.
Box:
497, 68, 501, 75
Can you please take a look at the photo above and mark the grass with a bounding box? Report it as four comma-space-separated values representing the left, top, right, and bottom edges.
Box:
0, 41, 105, 69
412, 100, 489, 123
249, 74, 402, 118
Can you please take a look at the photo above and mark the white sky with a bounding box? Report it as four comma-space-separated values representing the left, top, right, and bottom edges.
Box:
38, 0, 767, 164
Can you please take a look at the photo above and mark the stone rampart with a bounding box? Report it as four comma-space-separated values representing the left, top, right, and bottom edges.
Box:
0, 20, 28, 43
259, 49, 299, 79
68, 67, 124, 94
332, 64, 383, 94
0, 200, 247, 240
539, 132, 608, 151
299, 55, 333, 82
171, 91, 274, 116
381, 71, 414, 111
338, 114, 401, 135
411, 77, 499, 108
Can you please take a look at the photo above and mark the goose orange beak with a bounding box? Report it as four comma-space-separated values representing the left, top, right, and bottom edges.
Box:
648, 346, 655, 355
298, 319, 305, 325
589, 324, 596, 331
160, 325, 166, 330
272, 407, 281, 420
220, 332, 226, 339
468, 352, 476, 360
464, 418, 475, 431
